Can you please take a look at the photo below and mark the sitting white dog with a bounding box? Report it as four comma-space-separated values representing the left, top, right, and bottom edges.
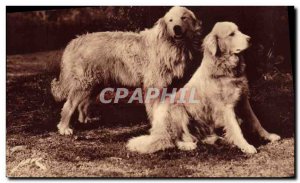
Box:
127, 22, 281, 154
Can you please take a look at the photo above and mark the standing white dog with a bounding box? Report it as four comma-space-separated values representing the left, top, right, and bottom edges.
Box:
51, 7, 201, 135
127, 22, 281, 154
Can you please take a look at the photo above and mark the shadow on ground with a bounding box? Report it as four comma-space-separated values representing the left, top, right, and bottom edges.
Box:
6, 50, 295, 177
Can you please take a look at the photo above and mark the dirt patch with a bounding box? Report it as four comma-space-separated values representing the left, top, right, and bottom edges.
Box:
6, 51, 295, 177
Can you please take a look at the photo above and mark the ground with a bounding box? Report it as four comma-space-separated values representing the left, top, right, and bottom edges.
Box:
6, 50, 295, 178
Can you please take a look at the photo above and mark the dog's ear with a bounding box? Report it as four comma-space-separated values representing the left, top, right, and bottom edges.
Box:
155, 18, 168, 39
186, 12, 202, 52
202, 33, 221, 57
191, 18, 202, 51
193, 19, 202, 33
188, 10, 202, 32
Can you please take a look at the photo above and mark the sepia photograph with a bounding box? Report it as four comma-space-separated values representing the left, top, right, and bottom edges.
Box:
6, 6, 295, 178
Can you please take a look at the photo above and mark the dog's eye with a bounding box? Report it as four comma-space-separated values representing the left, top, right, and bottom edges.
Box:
181, 16, 187, 20
229, 32, 235, 37
169, 19, 173, 22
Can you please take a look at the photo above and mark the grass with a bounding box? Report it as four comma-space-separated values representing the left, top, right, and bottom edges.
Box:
6, 50, 295, 177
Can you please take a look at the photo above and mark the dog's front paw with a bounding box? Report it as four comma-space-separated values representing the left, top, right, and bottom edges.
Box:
176, 141, 197, 151
57, 124, 73, 135
241, 144, 257, 154
266, 133, 281, 142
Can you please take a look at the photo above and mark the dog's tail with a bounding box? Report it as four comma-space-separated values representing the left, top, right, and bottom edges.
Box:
51, 76, 68, 102
126, 135, 174, 154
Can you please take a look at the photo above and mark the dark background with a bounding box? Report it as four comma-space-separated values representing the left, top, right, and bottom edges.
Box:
6, 7, 295, 177
7, 6, 293, 81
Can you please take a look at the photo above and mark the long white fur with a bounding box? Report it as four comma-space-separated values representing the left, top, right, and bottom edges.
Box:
127, 22, 281, 154
51, 6, 201, 135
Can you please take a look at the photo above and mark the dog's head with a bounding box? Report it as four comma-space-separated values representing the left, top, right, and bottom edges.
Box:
203, 22, 250, 56
156, 6, 201, 41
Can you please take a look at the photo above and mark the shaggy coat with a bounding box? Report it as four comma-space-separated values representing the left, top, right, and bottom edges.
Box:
51, 7, 201, 135
127, 22, 281, 154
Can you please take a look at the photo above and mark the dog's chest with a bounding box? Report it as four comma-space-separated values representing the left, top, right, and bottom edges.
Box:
214, 77, 248, 105
163, 48, 191, 82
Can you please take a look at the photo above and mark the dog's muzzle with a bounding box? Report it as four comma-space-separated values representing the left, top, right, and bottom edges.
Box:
173, 25, 184, 39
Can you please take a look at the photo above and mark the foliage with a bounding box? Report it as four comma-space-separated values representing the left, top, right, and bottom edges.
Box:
7, 6, 293, 81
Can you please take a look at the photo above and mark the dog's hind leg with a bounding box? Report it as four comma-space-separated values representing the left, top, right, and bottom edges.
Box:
78, 98, 89, 123
57, 89, 90, 135
145, 102, 154, 122
223, 107, 257, 154
78, 98, 100, 123
241, 98, 281, 142
176, 112, 198, 151
127, 103, 175, 153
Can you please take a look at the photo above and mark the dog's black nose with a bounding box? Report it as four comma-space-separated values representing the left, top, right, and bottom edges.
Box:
173, 25, 182, 35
